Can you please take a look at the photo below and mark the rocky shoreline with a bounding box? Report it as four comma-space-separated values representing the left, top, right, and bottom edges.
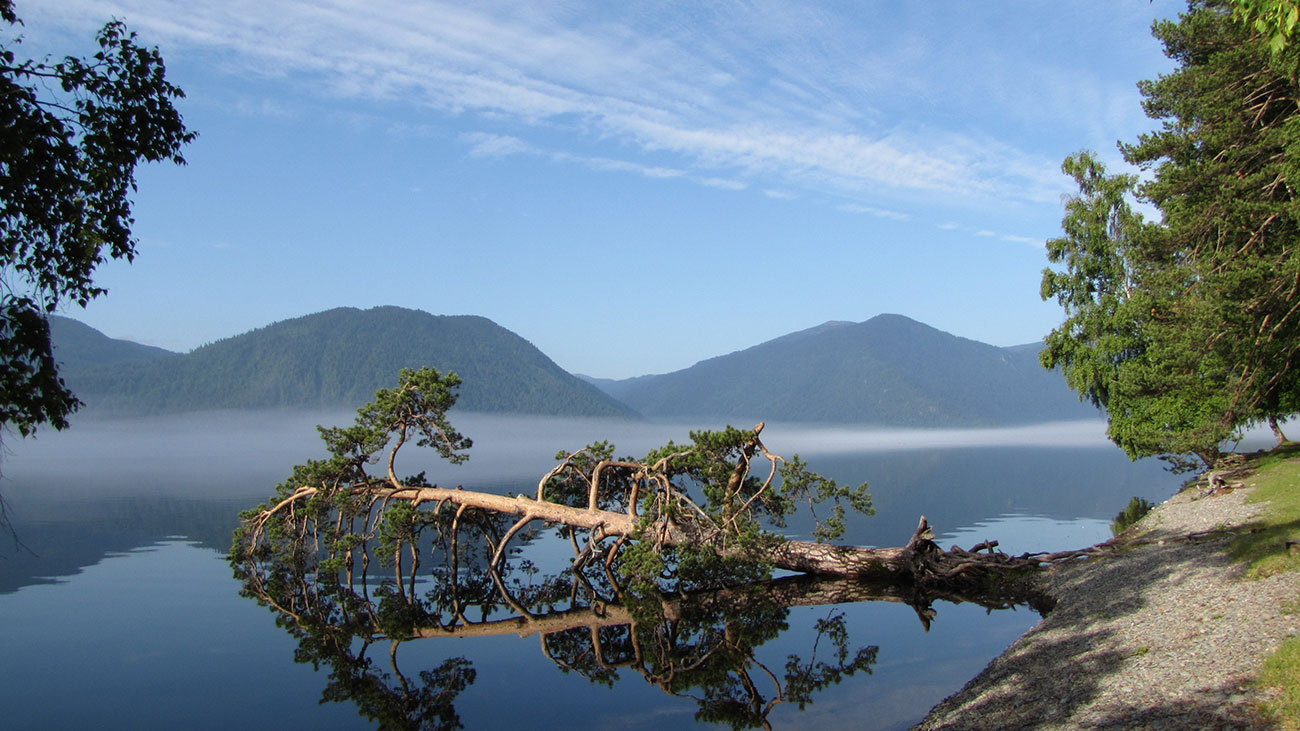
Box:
915, 478, 1300, 730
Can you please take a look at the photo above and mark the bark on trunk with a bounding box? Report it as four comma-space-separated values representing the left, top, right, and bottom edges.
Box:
255, 484, 1059, 585
1270, 415, 1288, 445
330, 484, 936, 579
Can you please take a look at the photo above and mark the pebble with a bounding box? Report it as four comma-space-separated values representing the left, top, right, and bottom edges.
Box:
914, 479, 1300, 730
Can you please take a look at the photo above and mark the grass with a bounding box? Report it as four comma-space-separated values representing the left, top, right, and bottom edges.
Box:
1259, 634, 1300, 730
1229, 447, 1300, 728
1229, 445, 1300, 578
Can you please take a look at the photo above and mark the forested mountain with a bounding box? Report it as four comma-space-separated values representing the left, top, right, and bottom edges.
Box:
588, 314, 1097, 426
49, 316, 176, 370
58, 307, 636, 418
55, 309, 1094, 426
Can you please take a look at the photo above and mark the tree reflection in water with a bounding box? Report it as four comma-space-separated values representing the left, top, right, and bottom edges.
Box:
232, 512, 1046, 730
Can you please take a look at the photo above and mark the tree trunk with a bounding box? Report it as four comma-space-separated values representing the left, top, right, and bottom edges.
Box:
1269, 414, 1288, 445
261, 483, 1052, 585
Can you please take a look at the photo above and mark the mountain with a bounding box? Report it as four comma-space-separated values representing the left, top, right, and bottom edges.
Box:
51, 309, 1096, 426
589, 314, 1097, 426
58, 307, 637, 418
49, 316, 176, 370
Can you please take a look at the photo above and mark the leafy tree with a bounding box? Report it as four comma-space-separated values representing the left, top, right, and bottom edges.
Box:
1231, 0, 1300, 52
1043, 1, 1300, 465
0, 0, 194, 436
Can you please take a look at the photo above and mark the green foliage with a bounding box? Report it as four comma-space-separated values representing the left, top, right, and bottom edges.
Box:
779, 455, 873, 542
1043, 3, 1300, 465
602, 425, 870, 588
1110, 496, 1157, 537
230, 370, 888, 726
0, 0, 194, 435
230, 366, 471, 566
616, 541, 671, 595
1041, 151, 1149, 414
542, 440, 623, 511
1231, 0, 1300, 53
234, 367, 872, 605
673, 542, 774, 592
644, 426, 785, 536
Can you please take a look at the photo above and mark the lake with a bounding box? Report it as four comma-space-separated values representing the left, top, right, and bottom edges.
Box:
0, 411, 1191, 729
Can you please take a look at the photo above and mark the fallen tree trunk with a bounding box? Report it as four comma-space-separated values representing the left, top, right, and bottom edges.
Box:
246, 479, 1068, 588
234, 369, 1081, 594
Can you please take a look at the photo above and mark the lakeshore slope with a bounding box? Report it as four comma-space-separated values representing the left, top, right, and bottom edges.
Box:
916, 479, 1299, 729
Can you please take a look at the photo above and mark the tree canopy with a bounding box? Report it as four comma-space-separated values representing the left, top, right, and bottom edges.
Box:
1043, 0, 1300, 466
232, 365, 1099, 631
1230, 0, 1300, 52
0, 0, 194, 436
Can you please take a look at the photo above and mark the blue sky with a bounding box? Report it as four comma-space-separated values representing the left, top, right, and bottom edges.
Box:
24, 0, 1184, 379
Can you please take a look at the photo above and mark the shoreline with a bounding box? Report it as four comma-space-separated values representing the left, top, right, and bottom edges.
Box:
915, 479, 1299, 729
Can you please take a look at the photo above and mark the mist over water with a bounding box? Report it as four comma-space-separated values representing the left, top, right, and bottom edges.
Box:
0, 409, 1185, 562
4, 410, 1117, 485
760, 419, 1112, 454
0, 409, 1194, 729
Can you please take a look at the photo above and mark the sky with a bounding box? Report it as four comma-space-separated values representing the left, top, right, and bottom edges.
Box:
20, 0, 1187, 379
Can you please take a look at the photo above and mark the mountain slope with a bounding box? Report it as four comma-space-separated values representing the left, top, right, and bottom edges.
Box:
595, 314, 1095, 426
49, 316, 176, 371
62, 307, 637, 418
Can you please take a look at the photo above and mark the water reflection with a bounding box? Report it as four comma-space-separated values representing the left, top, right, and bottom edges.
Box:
233, 520, 1048, 730
0, 413, 1185, 594
0, 413, 1191, 728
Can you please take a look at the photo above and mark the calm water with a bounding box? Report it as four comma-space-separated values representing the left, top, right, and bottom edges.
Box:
0, 412, 1188, 729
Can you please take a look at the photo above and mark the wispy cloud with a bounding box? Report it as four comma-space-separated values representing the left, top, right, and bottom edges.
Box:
699, 177, 746, 191
1001, 234, 1043, 246
461, 132, 531, 158
934, 221, 1044, 246
837, 203, 909, 220
231, 96, 297, 118
34, 0, 1164, 206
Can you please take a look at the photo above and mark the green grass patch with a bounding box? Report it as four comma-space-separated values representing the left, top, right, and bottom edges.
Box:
1232, 446, 1300, 729
1258, 634, 1300, 730
1229, 450, 1300, 578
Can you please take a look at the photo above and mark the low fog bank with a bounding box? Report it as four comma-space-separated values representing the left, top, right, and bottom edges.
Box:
0, 410, 1190, 591
0, 410, 734, 500
755, 419, 1112, 455
0, 411, 1124, 502
1, 409, 357, 500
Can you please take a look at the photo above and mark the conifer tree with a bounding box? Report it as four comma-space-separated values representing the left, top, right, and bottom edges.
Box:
1044, 1, 1300, 465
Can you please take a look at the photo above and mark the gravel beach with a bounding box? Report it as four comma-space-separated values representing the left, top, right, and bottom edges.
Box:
915, 475, 1300, 730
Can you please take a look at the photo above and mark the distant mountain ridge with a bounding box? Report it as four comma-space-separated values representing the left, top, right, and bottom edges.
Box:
587, 314, 1096, 426
49, 316, 176, 370
56, 307, 636, 418
51, 308, 1094, 426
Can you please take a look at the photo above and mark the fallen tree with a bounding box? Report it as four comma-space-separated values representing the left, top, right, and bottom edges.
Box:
231, 367, 1083, 595
234, 501, 1050, 731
